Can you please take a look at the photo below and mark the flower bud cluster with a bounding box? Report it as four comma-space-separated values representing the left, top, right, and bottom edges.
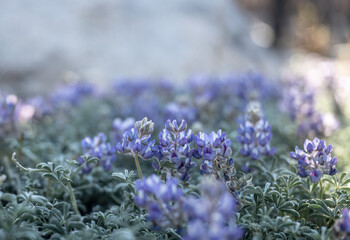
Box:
116, 117, 157, 160
192, 129, 240, 194
237, 101, 275, 160
79, 132, 116, 173
155, 119, 196, 182
193, 130, 233, 176
290, 137, 337, 182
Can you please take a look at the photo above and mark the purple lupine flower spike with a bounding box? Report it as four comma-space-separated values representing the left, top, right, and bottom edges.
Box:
183, 178, 244, 240
193, 127, 241, 194
290, 137, 337, 182
79, 132, 116, 173
134, 174, 186, 229
116, 117, 158, 160
156, 119, 196, 182
134, 175, 243, 239
237, 101, 275, 160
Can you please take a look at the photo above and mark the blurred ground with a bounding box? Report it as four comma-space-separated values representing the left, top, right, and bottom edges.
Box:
0, 0, 282, 96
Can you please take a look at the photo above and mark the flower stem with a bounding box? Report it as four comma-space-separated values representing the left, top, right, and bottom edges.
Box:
67, 182, 80, 215
11, 152, 49, 173
134, 154, 143, 179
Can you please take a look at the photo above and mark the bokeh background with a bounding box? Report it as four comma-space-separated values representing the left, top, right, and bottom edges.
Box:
2, 0, 349, 96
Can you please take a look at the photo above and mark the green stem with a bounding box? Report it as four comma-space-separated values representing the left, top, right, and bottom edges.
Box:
67, 182, 80, 215
11, 152, 50, 173
134, 154, 143, 179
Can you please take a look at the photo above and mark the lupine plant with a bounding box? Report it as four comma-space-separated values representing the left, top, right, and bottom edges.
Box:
290, 137, 337, 182
237, 101, 275, 160
154, 119, 196, 182
0, 73, 349, 240
78, 132, 116, 173
116, 117, 158, 179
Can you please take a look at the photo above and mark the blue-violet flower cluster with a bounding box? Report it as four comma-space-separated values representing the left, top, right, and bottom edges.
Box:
194, 129, 233, 178
183, 178, 244, 240
290, 137, 337, 182
334, 208, 350, 240
51, 82, 94, 106
134, 175, 243, 239
237, 101, 275, 160
116, 117, 157, 160
155, 119, 196, 182
134, 174, 186, 229
79, 132, 116, 173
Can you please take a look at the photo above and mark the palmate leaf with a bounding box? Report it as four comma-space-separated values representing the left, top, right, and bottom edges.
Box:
323, 173, 350, 193
308, 198, 339, 222
109, 228, 135, 240
304, 226, 332, 240
281, 209, 300, 218
340, 173, 347, 184
242, 185, 261, 195
42, 172, 59, 181
42, 222, 66, 236
0, 192, 17, 203
36, 162, 55, 172
112, 170, 136, 185
67, 221, 86, 231
13, 226, 42, 240
0, 201, 42, 240
17, 191, 51, 206
66, 227, 102, 240
309, 204, 331, 217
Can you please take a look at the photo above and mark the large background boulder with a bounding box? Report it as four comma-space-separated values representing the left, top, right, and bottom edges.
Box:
0, 0, 281, 96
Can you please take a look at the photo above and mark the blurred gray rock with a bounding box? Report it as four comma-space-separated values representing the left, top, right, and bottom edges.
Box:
0, 0, 281, 96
